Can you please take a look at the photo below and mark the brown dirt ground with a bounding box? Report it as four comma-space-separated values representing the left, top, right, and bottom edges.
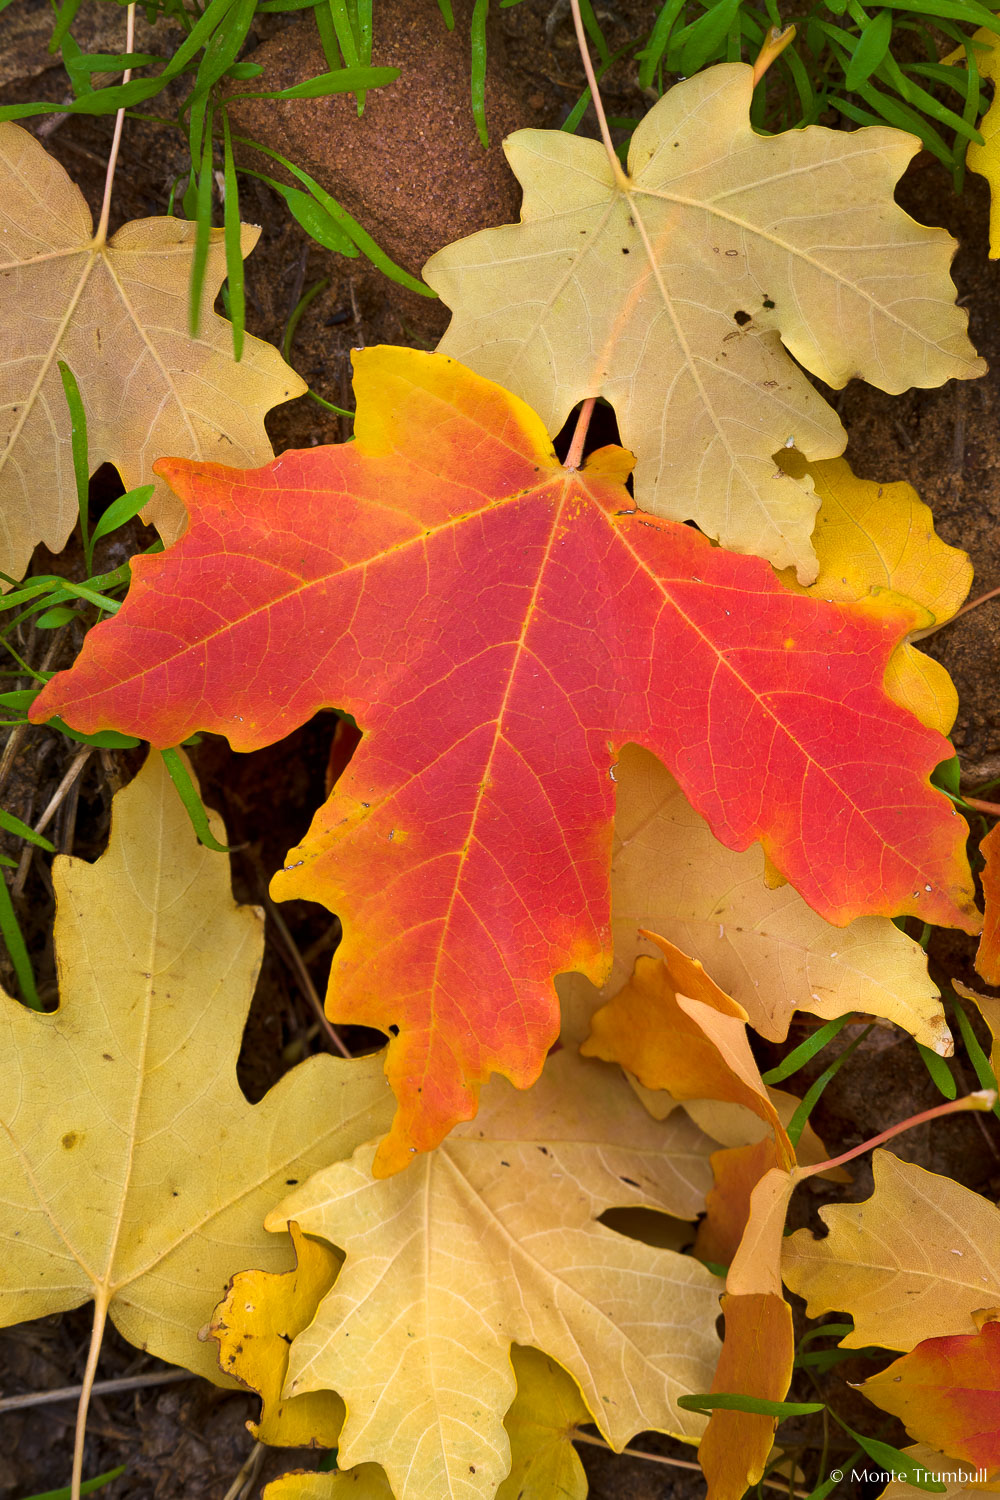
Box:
1, 1, 999, 1496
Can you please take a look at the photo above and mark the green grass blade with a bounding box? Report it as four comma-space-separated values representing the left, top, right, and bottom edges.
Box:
845, 8, 892, 88
781, 42, 822, 120
187, 0, 257, 156
0, 807, 55, 852
831, 1419, 946, 1492
161, 0, 241, 81
283, 276, 330, 364
761, 1013, 852, 1085
50, 0, 84, 51
227, 64, 397, 100
785, 1024, 873, 1149
357, 0, 372, 60
915, 1039, 957, 1098
854, 81, 953, 162
562, 41, 638, 133
578, 0, 610, 64
221, 113, 245, 359
37, 605, 79, 629
470, 0, 489, 147
871, 0, 1000, 28
678, 1394, 825, 1417
437, 0, 455, 25
314, 0, 343, 69
276, 182, 357, 253
24, 1466, 126, 1500
232, 134, 433, 292
161, 748, 234, 852
877, 48, 982, 140
57, 361, 91, 568
329, 0, 360, 63
0, 868, 41, 1009
44, 717, 142, 749
638, 0, 687, 88
188, 103, 216, 339
679, 0, 742, 74
306, 388, 355, 416
0, 76, 162, 119
950, 996, 1000, 1115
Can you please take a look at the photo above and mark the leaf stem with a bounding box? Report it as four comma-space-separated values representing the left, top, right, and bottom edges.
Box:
911, 583, 1000, 640
564, 397, 597, 470
752, 24, 797, 87
571, 1431, 810, 1497
94, 3, 136, 246
963, 794, 1000, 816
72, 1292, 110, 1500
0, 1367, 192, 1413
794, 1089, 997, 1182
568, 0, 628, 187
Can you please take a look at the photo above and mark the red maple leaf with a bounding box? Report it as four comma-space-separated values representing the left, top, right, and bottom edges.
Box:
860, 1320, 1000, 1475
32, 348, 979, 1172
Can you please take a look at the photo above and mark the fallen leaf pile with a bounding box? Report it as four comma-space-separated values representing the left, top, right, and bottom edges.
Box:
2, 45, 999, 1500
784, 1152, 1000, 1479
260, 1041, 721, 1498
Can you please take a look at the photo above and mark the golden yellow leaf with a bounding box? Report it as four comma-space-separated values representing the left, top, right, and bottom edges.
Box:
265, 1048, 722, 1500
209, 1221, 344, 1447
781, 1150, 1000, 1349
964, 30, 1000, 257
727, 1167, 796, 1299
697, 1137, 787, 1269
425, 62, 982, 580
558, 744, 949, 1053
777, 453, 971, 735
971, 823, 1000, 985
0, 122, 307, 581
262, 1467, 394, 1500
683, 1089, 839, 1175
0, 751, 392, 1388
581, 932, 790, 1155
954, 981, 1000, 1076
496, 1347, 589, 1500
697, 1170, 796, 1498
698, 1292, 794, 1500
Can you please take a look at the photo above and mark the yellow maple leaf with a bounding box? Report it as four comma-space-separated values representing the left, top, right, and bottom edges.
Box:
0, 752, 391, 1468
558, 743, 949, 1054
962, 28, 1000, 257
210, 1221, 345, 1448
497, 1347, 589, 1500
425, 62, 983, 580
254, 1347, 590, 1500
0, 122, 307, 581
954, 981, 1000, 1075
782, 1150, 1000, 1350
262, 1468, 394, 1499
263, 1046, 722, 1499
777, 453, 972, 735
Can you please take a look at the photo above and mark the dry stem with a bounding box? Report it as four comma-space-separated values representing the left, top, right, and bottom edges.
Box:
568, 0, 628, 187
94, 3, 136, 246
